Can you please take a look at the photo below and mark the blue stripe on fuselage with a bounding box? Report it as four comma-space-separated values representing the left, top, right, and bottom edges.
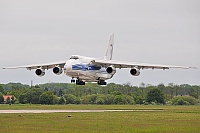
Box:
72, 64, 101, 71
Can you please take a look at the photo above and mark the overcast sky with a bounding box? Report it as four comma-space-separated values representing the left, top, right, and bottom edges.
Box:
0, 0, 199, 86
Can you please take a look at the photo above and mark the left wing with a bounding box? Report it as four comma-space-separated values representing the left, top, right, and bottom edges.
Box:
2, 61, 67, 70
93, 59, 197, 70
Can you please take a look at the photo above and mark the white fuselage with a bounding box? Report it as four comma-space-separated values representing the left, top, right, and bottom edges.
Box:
64, 55, 116, 82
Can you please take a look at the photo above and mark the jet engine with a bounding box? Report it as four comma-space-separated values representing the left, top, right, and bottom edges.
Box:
130, 68, 140, 76
35, 68, 45, 77
106, 66, 116, 74
53, 66, 63, 75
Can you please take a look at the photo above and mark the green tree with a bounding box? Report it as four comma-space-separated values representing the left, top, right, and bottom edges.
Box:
146, 88, 165, 104
0, 92, 4, 103
74, 97, 81, 104
64, 94, 76, 104
167, 83, 175, 99
113, 95, 124, 104
58, 96, 65, 104
6, 97, 11, 104
104, 94, 114, 104
39, 92, 54, 104
88, 94, 97, 104
19, 94, 27, 104
134, 96, 144, 104
26, 88, 43, 104
11, 96, 15, 104
0, 85, 4, 94
96, 97, 104, 104
81, 96, 89, 104
140, 82, 145, 98
125, 95, 134, 104
58, 89, 63, 97
52, 95, 59, 104
95, 94, 106, 105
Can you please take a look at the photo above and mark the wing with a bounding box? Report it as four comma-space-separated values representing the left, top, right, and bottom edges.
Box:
92, 59, 197, 70
2, 61, 66, 70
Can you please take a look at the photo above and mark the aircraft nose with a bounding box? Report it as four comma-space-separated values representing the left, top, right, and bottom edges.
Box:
64, 61, 72, 71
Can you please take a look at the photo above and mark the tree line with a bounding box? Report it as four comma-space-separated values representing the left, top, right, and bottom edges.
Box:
0, 82, 199, 105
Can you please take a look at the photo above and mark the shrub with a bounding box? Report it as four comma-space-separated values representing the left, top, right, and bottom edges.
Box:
176, 98, 190, 105
171, 96, 197, 105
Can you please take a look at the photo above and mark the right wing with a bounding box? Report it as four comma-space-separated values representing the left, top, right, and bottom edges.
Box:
2, 61, 67, 70
92, 59, 197, 70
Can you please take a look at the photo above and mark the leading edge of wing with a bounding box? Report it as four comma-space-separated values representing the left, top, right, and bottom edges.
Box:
2, 61, 67, 70
93, 59, 197, 70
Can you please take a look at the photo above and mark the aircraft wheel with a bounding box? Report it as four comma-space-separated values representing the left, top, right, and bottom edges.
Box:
76, 79, 85, 85
71, 79, 75, 83
98, 80, 107, 85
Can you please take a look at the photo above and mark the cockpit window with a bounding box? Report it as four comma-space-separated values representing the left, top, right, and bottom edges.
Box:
70, 56, 79, 60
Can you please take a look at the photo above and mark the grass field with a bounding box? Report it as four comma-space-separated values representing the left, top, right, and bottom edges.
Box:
0, 105, 199, 133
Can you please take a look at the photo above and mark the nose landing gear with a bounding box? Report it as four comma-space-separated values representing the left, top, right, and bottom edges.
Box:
71, 78, 76, 83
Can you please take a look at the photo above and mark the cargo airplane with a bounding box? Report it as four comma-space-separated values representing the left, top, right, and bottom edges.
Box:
2, 34, 196, 85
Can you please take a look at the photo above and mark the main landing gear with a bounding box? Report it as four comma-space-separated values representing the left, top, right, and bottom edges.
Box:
97, 80, 107, 85
71, 78, 85, 85
76, 79, 85, 85
71, 78, 106, 85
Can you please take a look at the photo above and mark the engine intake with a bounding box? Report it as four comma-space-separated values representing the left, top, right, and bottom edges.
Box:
130, 68, 140, 76
106, 66, 116, 74
53, 66, 63, 75
35, 68, 45, 77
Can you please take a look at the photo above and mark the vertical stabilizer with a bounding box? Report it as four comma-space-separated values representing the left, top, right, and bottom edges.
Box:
104, 33, 114, 60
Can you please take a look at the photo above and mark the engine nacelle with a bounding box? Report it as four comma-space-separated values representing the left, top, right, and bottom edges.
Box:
130, 68, 140, 76
53, 66, 63, 75
35, 68, 45, 77
106, 66, 116, 74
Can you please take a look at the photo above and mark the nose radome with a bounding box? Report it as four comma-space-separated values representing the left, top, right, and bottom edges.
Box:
64, 61, 72, 71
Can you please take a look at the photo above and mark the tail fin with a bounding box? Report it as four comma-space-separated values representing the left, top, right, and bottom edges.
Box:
104, 33, 114, 60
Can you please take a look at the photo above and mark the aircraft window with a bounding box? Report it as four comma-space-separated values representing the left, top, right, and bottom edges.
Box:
70, 56, 79, 60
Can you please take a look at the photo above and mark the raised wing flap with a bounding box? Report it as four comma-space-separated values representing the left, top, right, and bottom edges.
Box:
93, 59, 196, 70
2, 61, 66, 70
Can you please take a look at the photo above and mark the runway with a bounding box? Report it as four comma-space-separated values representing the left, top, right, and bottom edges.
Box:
0, 109, 163, 114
